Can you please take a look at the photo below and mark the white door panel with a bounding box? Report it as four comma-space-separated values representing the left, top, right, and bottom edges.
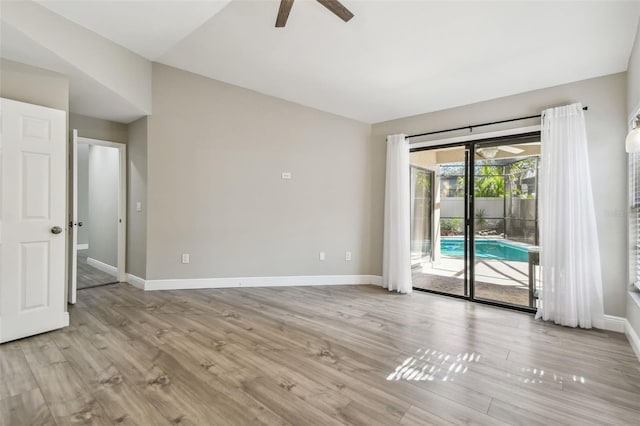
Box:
1, 98, 68, 343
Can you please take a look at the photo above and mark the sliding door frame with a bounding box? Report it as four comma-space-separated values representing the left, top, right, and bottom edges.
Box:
410, 126, 541, 313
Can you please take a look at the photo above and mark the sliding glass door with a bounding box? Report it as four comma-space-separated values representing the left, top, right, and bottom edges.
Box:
410, 146, 469, 297
410, 166, 434, 268
410, 134, 541, 311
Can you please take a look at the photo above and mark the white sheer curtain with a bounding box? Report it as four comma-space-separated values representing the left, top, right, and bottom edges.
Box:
536, 103, 604, 328
383, 134, 412, 294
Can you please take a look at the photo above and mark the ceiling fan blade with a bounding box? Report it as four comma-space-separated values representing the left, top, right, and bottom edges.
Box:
498, 145, 525, 154
316, 0, 354, 22
276, 0, 294, 27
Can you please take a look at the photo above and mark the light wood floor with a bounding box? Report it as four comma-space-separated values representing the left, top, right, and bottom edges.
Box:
1, 284, 639, 425
77, 250, 118, 290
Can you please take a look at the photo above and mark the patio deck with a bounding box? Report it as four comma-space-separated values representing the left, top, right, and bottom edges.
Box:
412, 256, 532, 306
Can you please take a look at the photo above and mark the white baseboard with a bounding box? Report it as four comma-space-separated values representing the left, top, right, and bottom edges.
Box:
76, 244, 89, 250
86, 257, 117, 277
625, 319, 640, 363
124, 274, 382, 291
146, 274, 382, 291
603, 315, 626, 333
126, 273, 146, 290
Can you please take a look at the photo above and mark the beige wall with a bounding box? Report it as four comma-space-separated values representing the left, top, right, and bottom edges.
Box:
373, 73, 629, 317
127, 117, 148, 279
87, 145, 119, 268
0, 59, 69, 111
70, 113, 127, 143
145, 64, 374, 280
628, 18, 640, 118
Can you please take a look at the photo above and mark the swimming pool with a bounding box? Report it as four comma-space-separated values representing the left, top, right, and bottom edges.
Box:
440, 239, 529, 262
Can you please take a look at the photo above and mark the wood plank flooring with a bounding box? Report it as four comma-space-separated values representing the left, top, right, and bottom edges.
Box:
1, 283, 639, 425
77, 250, 118, 290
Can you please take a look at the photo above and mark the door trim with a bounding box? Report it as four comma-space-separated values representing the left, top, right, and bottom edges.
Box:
69, 136, 127, 303
69, 130, 78, 304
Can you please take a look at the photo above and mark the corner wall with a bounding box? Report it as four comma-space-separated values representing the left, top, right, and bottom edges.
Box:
145, 64, 374, 281
127, 117, 148, 279
373, 73, 628, 317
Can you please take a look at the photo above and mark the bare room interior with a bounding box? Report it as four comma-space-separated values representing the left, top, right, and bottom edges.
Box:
1, 1, 640, 425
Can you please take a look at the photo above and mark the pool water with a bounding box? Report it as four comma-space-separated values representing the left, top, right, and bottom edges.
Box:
440, 239, 529, 262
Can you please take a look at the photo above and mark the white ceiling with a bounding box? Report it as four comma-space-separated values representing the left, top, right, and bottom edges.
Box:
13, 1, 640, 123
36, 0, 233, 60
1, 19, 146, 122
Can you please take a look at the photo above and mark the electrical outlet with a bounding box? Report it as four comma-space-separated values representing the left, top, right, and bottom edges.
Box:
281, 172, 292, 179
181, 253, 190, 264
319, 251, 325, 261
345, 251, 352, 261
136, 201, 142, 212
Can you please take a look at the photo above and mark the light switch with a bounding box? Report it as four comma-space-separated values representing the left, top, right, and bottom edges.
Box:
319, 251, 325, 261
136, 201, 142, 212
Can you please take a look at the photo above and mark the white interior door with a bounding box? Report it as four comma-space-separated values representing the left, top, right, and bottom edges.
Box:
0, 98, 68, 343
69, 129, 78, 304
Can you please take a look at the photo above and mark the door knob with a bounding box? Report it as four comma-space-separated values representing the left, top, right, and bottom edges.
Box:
78, 221, 83, 227
51, 226, 63, 234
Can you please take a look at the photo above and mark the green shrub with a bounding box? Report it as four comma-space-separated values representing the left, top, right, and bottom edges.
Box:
441, 218, 463, 236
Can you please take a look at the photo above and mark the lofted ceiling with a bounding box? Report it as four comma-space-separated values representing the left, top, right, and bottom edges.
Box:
7, 1, 640, 123
36, 0, 234, 60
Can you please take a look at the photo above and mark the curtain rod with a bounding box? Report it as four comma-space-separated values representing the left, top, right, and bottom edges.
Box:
405, 106, 588, 139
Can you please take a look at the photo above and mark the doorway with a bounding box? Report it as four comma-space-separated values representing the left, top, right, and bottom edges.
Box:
69, 132, 126, 302
410, 132, 541, 311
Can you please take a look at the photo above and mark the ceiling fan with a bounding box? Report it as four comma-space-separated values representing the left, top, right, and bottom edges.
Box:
477, 145, 525, 159
276, 0, 354, 27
